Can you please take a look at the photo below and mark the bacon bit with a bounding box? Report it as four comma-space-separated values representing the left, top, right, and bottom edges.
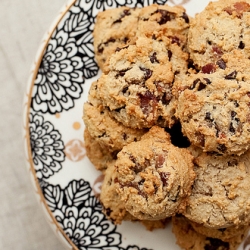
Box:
224, 2, 250, 18
224, 6, 234, 15
155, 154, 166, 168
201, 63, 216, 74
139, 91, 158, 116
212, 46, 223, 56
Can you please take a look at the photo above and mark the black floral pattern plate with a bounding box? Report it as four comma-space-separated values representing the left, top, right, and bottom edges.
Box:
23, 0, 249, 249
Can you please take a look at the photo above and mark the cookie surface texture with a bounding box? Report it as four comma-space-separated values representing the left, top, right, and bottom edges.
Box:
176, 50, 250, 155
98, 36, 177, 129
93, 7, 141, 71
115, 126, 195, 220
188, 0, 250, 69
172, 215, 247, 250
183, 149, 250, 228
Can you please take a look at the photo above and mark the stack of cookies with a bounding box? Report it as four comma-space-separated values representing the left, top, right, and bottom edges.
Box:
83, 0, 250, 249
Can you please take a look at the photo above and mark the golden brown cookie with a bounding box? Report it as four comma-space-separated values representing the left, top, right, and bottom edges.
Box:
83, 80, 147, 153
176, 50, 250, 155
188, 0, 250, 69
172, 215, 248, 250
190, 220, 249, 242
93, 6, 140, 71
183, 149, 250, 228
114, 126, 195, 220
97, 36, 177, 129
100, 160, 170, 230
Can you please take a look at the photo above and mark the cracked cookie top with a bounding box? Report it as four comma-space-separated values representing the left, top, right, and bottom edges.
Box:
93, 7, 141, 71
83, 81, 147, 154
176, 50, 250, 155
188, 0, 250, 69
97, 36, 179, 129
183, 148, 250, 228
93, 4, 190, 72
114, 126, 195, 220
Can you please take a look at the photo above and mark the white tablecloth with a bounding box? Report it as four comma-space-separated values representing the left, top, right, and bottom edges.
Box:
0, 1, 68, 249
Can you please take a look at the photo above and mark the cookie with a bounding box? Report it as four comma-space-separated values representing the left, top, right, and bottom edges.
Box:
100, 160, 170, 230
136, 4, 190, 77
93, 4, 191, 73
114, 126, 195, 220
176, 50, 250, 155
183, 149, 250, 228
97, 36, 178, 129
93, 6, 141, 71
84, 128, 114, 172
172, 215, 248, 250
83, 81, 147, 153
100, 161, 135, 224
188, 0, 250, 69
137, 4, 190, 46
190, 220, 249, 242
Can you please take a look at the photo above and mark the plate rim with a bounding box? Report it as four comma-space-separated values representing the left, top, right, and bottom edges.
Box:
23, 0, 79, 248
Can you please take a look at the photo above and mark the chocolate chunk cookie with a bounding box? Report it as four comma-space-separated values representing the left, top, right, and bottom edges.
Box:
93, 6, 141, 71
137, 4, 190, 77
176, 50, 250, 155
100, 160, 170, 230
172, 215, 248, 250
83, 81, 147, 153
98, 36, 177, 129
183, 149, 250, 228
190, 220, 250, 242
188, 0, 250, 69
114, 126, 195, 220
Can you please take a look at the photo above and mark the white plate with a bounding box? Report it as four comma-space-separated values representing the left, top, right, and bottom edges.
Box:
23, 0, 250, 249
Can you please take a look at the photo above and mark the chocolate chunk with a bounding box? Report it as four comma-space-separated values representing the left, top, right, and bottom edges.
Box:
231, 111, 237, 118
113, 9, 131, 24
181, 12, 189, 23
204, 78, 212, 84
216, 59, 226, 69
159, 172, 170, 186
229, 122, 235, 133
168, 36, 181, 46
197, 82, 207, 91
122, 86, 129, 94
168, 50, 172, 60
190, 78, 201, 89
239, 41, 245, 49
225, 70, 237, 80
157, 9, 175, 25
205, 112, 212, 121
140, 67, 153, 80
228, 159, 238, 166
115, 45, 129, 52
204, 237, 229, 250
162, 92, 172, 105
150, 52, 159, 63
97, 44, 104, 53
116, 68, 130, 77
217, 144, 227, 153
